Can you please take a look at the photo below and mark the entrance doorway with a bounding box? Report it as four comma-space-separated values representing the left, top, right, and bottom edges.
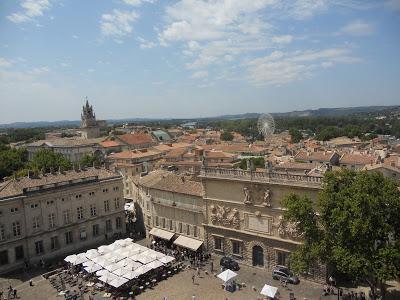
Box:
252, 245, 264, 267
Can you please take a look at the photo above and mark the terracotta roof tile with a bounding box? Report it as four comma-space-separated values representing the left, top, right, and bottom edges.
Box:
339, 153, 376, 165
139, 170, 203, 196
295, 151, 337, 162
0, 168, 120, 199
108, 149, 160, 160
119, 133, 154, 146
100, 140, 121, 148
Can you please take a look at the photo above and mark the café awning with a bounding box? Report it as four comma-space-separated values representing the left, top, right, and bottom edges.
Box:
149, 228, 175, 241
173, 235, 203, 251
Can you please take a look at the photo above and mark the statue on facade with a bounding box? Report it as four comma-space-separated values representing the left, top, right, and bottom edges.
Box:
243, 187, 252, 205
230, 208, 240, 228
272, 216, 303, 240
262, 189, 272, 207
210, 205, 240, 229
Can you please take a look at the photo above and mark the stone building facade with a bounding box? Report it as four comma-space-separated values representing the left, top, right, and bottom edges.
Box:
138, 170, 205, 246
0, 168, 125, 274
24, 138, 105, 163
81, 99, 106, 139
200, 167, 326, 282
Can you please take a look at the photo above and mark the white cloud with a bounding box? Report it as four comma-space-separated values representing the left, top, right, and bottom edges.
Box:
137, 37, 156, 49
246, 48, 360, 85
191, 70, 208, 79
160, 0, 275, 42
272, 35, 293, 44
321, 61, 334, 68
72, 35, 79, 39
340, 20, 375, 36
158, 0, 369, 85
7, 0, 52, 23
0, 58, 13, 68
123, 0, 156, 6
28, 66, 50, 75
284, 0, 328, 20
101, 9, 139, 38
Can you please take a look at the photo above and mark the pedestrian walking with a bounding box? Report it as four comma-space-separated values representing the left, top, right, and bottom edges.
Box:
210, 261, 214, 272
192, 294, 196, 300
197, 267, 200, 276
191, 274, 195, 284
12, 289, 16, 299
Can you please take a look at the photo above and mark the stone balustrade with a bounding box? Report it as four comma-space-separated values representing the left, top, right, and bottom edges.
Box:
200, 167, 322, 187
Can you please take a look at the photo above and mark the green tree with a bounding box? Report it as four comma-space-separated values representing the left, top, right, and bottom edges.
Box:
282, 169, 400, 297
221, 131, 234, 141
239, 157, 265, 170
289, 128, 303, 143
30, 149, 72, 172
79, 153, 102, 168
0, 147, 28, 179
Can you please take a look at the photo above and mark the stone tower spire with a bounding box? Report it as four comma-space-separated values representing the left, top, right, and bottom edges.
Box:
80, 97, 100, 139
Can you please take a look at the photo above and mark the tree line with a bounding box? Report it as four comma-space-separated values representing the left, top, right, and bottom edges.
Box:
0, 145, 101, 180
201, 115, 400, 141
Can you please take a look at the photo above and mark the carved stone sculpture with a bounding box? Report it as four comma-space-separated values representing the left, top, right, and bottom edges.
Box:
262, 189, 272, 207
243, 187, 252, 205
272, 216, 303, 240
210, 205, 240, 229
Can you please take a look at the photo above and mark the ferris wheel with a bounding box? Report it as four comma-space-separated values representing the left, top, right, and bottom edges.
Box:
257, 113, 275, 138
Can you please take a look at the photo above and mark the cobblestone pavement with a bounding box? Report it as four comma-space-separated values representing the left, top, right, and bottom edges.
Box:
1, 242, 398, 300
136, 257, 328, 300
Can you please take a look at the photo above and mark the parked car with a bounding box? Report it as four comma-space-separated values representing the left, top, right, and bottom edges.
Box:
220, 256, 240, 271
272, 265, 300, 284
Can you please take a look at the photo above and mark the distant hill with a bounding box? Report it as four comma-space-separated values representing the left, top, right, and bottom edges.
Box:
1, 105, 398, 129
272, 106, 400, 117
204, 106, 400, 120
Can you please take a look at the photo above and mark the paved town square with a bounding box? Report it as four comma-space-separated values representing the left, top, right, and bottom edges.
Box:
1, 250, 399, 300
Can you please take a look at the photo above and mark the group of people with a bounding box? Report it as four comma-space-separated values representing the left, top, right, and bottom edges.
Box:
0, 285, 18, 300
323, 276, 371, 300
149, 239, 211, 268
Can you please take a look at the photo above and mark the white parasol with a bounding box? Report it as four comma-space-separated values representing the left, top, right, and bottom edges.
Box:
84, 263, 102, 273
109, 277, 129, 288
217, 269, 238, 283
260, 284, 278, 298
158, 255, 175, 264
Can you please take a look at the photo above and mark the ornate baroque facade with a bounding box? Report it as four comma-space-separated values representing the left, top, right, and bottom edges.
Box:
200, 167, 326, 282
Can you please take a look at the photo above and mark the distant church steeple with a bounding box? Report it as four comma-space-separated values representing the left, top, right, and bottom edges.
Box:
80, 97, 100, 139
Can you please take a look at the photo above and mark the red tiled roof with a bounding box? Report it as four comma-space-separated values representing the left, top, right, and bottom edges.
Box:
108, 149, 160, 160
119, 133, 154, 146
295, 151, 337, 162
100, 140, 121, 148
205, 150, 236, 159
339, 153, 375, 165
202, 143, 267, 154
165, 148, 188, 158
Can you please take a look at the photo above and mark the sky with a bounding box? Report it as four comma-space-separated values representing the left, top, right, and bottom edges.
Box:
0, 0, 399, 123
